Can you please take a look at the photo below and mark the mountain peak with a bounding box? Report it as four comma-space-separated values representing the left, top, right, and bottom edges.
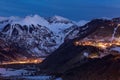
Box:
47, 15, 72, 24
11, 15, 49, 26
53, 15, 70, 21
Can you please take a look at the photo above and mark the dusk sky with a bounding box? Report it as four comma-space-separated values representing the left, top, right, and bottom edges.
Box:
0, 0, 120, 20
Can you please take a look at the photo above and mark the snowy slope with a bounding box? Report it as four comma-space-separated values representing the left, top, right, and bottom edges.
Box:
0, 68, 63, 80
0, 15, 88, 58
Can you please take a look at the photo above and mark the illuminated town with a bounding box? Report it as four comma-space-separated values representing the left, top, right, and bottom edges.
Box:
74, 39, 120, 49
0, 58, 43, 65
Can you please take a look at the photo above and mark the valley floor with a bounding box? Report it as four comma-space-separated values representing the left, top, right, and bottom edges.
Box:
0, 63, 62, 80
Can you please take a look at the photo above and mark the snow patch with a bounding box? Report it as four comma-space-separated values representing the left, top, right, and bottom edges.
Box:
83, 52, 89, 57
111, 47, 120, 53
0, 68, 27, 77
77, 20, 89, 26
48, 23, 73, 34
51, 15, 70, 22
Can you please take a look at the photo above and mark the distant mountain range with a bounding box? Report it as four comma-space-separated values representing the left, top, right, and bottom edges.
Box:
0, 15, 88, 61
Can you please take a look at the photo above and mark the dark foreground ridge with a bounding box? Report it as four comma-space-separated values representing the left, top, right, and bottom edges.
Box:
62, 54, 120, 80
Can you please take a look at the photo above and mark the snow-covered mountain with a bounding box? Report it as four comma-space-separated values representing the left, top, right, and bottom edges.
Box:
0, 15, 88, 60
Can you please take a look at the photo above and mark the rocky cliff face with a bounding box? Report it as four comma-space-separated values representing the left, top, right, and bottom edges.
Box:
65, 19, 118, 41
0, 15, 85, 61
